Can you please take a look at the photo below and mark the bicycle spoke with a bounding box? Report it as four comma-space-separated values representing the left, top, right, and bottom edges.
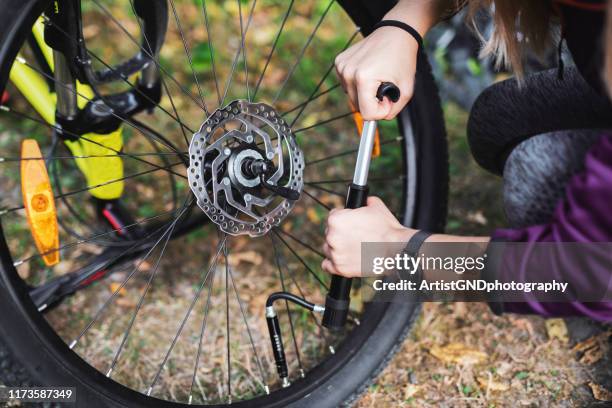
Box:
163, 75, 194, 148
33, 214, 180, 311
289, 29, 359, 128
224, 239, 232, 404
237, 0, 251, 101
226, 243, 268, 393
130, 118, 188, 162
1, 161, 184, 216
69, 199, 192, 350
92, 0, 208, 113
252, 0, 295, 99
302, 188, 332, 211
106, 207, 185, 378
200, 0, 222, 104
1, 106, 187, 179
14, 57, 187, 157
146, 235, 227, 396
271, 0, 335, 105
187, 264, 217, 404
168, 0, 209, 114
270, 235, 304, 377
221, 0, 258, 106
271, 229, 328, 290
272, 235, 330, 351
305, 138, 400, 166
13, 206, 182, 267
293, 110, 355, 135
282, 83, 341, 117
277, 228, 325, 259
303, 182, 345, 198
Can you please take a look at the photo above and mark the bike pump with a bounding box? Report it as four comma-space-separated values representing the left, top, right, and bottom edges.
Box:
321, 82, 400, 330
265, 83, 400, 385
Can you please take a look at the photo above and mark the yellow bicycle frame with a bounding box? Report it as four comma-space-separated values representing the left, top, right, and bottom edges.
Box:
8, 17, 125, 200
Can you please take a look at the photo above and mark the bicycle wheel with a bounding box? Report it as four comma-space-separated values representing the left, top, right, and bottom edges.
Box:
0, 0, 448, 406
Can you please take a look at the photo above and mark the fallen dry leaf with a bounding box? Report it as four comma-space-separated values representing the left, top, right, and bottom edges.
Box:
573, 336, 599, 353
572, 332, 610, 365
228, 250, 263, 266
429, 343, 488, 365
306, 207, 321, 223
478, 376, 510, 392
589, 382, 612, 401
110, 282, 127, 297
16, 262, 30, 280
53, 260, 74, 276
545, 318, 569, 344
116, 297, 135, 308
403, 384, 421, 399
579, 343, 604, 365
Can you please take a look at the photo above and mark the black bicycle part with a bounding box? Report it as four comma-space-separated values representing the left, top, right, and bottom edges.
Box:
323, 82, 400, 330
44, 0, 167, 137
44, 0, 167, 84
94, 198, 146, 241
0, 0, 450, 406
55, 80, 163, 137
376, 81, 401, 103
243, 158, 301, 200
265, 292, 322, 384
29, 201, 207, 311
321, 183, 369, 330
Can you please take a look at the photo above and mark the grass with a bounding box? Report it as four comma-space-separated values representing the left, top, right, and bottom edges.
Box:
0, 0, 608, 406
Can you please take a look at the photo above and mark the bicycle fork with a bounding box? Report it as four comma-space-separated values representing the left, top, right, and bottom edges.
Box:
265, 83, 400, 386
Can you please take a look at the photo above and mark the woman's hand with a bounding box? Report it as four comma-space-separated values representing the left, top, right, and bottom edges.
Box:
334, 27, 418, 120
334, 0, 447, 120
322, 197, 415, 278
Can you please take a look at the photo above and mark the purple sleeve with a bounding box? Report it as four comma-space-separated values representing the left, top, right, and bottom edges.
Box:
488, 134, 612, 322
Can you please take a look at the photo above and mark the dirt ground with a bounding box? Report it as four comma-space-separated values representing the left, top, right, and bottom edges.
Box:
355, 104, 612, 408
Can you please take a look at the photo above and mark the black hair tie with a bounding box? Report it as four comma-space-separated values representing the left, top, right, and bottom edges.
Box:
372, 20, 424, 50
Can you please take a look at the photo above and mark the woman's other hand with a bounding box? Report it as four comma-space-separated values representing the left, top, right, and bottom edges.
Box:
334, 26, 418, 120
334, 0, 443, 120
322, 197, 415, 278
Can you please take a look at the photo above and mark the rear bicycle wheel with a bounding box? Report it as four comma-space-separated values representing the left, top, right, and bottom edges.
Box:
0, 0, 448, 406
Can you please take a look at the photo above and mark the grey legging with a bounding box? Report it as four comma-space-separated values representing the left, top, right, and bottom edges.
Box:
503, 130, 602, 228
468, 67, 612, 227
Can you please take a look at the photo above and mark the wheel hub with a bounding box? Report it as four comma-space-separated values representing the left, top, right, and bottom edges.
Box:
227, 146, 266, 190
188, 100, 304, 237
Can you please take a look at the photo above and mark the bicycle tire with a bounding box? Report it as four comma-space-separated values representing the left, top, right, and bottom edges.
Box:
0, 0, 448, 406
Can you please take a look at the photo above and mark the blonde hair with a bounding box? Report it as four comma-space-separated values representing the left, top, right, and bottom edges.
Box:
466, 0, 555, 78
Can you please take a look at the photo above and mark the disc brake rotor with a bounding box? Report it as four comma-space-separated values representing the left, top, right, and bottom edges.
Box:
188, 100, 304, 237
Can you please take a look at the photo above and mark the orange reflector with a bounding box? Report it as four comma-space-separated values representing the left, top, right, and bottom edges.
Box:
350, 101, 380, 158
21, 139, 59, 266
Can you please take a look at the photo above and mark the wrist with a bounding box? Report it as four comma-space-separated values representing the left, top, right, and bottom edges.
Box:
421, 234, 490, 258
384, 1, 440, 37
380, 226, 418, 261
389, 226, 416, 243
